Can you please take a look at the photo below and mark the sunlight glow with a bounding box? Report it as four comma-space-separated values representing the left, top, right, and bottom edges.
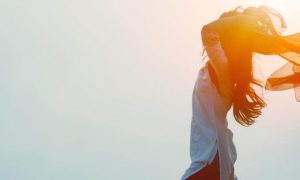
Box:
248, 0, 300, 15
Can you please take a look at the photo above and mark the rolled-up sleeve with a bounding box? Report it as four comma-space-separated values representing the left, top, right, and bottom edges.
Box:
201, 27, 233, 99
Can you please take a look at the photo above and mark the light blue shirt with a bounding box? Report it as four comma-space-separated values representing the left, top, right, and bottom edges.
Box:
181, 30, 237, 180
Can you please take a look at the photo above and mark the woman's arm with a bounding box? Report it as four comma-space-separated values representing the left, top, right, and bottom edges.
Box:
201, 26, 233, 99
248, 30, 300, 55
201, 14, 246, 33
203, 14, 300, 55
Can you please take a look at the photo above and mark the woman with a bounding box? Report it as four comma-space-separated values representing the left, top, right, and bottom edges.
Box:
181, 6, 300, 180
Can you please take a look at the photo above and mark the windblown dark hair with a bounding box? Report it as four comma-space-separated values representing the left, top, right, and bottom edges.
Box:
216, 6, 270, 126
221, 41, 266, 126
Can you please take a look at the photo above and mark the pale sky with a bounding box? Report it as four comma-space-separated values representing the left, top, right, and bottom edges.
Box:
1, 0, 300, 179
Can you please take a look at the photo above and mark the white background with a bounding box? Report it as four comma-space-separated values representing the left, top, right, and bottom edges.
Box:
1, 0, 300, 179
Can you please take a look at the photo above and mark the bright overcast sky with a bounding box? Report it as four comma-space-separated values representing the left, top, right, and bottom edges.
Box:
1, 0, 300, 179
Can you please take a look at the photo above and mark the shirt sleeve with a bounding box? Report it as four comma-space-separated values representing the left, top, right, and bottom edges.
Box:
263, 33, 300, 102
245, 23, 295, 55
201, 27, 233, 99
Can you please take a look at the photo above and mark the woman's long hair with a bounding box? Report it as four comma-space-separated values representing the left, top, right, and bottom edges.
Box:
216, 6, 277, 126
221, 40, 266, 126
